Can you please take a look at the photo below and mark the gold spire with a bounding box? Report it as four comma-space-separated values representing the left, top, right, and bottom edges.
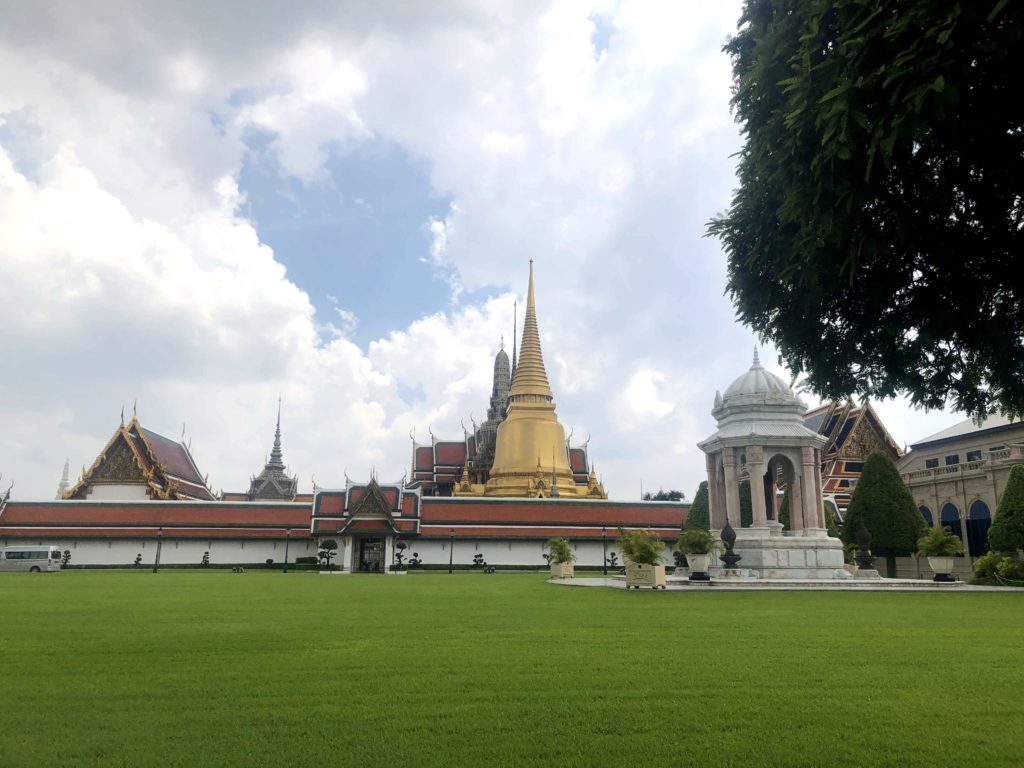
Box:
508, 260, 553, 401
475, 261, 605, 499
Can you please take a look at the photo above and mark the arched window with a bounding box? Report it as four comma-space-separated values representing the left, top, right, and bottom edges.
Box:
940, 503, 962, 541
919, 506, 933, 525
966, 500, 992, 557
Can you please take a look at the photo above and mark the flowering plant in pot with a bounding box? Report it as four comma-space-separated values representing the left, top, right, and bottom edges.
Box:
546, 537, 576, 579
677, 528, 719, 581
618, 527, 667, 589
917, 526, 964, 582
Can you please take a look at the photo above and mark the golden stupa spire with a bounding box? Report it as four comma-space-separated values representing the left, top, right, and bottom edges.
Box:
508, 259, 553, 401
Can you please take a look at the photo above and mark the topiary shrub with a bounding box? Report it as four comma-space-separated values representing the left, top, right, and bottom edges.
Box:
318, 539, 338, 570
989, 464, 1024, 553
739, 480, 753, 528
617, 528, 665, 565
842, 451, 925, 576
545, 537, 575, 564
777, 488, 790, 530
684, 481, 710, 530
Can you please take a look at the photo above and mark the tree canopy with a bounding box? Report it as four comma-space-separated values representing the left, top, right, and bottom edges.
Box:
709, 0, 1024, 418
988, 464, 1024, 553
643, 489, 686, 502
685, 481, 710, 530
842, 451, 925, 574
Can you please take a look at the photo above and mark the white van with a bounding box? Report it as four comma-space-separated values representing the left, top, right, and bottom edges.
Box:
0, 546, 63, 572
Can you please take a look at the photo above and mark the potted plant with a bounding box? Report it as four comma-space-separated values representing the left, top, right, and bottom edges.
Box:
618, 528, 667, 589
917, 526, 964, 582
546, 537, 575, 579
677, 528, 718, 581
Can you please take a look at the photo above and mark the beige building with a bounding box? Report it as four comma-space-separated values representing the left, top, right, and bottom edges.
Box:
897, 415, 1024, 576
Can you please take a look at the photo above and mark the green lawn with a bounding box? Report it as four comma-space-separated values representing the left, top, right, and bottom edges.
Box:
1, 572, 1022, 767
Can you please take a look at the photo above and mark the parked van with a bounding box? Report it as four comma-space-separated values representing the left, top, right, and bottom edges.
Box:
0, 546, 63, 572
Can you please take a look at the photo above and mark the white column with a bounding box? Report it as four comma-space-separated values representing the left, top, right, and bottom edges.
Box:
801, 446, 821, 532
747, 446, 767, 527
706, 453, 725, 529
723, 450, 741, 528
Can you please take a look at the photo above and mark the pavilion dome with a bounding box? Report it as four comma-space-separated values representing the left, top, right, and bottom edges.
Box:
715, 349, 804, 413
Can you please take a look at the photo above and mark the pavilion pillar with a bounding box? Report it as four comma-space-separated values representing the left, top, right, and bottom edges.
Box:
747, 446, 767, 527
706, 453, 724, 529
800, 446, 821, 531
722, 450, 741, 528
789, 466, 804, 534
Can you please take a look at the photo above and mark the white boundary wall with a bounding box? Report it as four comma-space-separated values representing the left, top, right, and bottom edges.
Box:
0, 537, 317, 567
1, 536, 674, 568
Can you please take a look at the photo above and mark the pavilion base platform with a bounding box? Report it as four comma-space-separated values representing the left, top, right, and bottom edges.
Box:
556, 576, 992, 591
709, 526, 851, 580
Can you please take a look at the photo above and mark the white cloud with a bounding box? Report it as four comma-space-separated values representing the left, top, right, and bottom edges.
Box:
0, 1, 961, 500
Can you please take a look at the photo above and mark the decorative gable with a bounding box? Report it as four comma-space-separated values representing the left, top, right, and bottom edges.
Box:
88, 436, 148, 483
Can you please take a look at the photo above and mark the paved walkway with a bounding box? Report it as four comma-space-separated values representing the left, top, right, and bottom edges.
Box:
548, 576, 1021, 593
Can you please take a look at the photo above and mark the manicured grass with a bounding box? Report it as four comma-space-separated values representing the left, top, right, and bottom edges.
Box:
1, 572, 1022, 767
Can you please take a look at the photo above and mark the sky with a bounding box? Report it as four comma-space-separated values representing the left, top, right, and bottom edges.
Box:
0, 1, 963, 501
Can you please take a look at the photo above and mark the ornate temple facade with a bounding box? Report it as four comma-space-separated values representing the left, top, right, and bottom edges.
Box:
803, 399, 902, 519
63, 416, 215, 501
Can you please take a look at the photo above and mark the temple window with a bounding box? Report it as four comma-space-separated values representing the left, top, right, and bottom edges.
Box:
925, 458, 939, 469
966, 450, 982, 462
944, 454, 959, 466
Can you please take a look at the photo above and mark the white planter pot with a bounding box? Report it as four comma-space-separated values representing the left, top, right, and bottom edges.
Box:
927, 556, 956, 582
625, 563, 666, 589
550, 562, 575, 579
686, 553, 712, 576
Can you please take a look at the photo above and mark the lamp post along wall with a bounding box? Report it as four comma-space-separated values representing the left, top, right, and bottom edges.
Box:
152, 526, 164, 573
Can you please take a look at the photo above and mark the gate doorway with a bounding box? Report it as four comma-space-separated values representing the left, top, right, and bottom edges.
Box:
358, 537, 384, 572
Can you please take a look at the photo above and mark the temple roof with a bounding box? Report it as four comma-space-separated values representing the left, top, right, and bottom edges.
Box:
66, 417, 215, 501
248, 400, 298, 501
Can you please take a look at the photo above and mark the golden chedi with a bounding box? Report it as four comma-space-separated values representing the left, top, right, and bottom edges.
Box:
472, 261, 605, 498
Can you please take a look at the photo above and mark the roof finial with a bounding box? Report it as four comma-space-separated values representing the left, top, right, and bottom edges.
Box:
132, 399, 138, 419
56, 459, 70, 500
267, 397, 285, 469
500, 334, 504, 351
752, 347, 761, 367
512, 300, 518, 376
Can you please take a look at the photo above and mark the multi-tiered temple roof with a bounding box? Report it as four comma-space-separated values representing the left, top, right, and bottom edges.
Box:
65, 416, 214, 501
245, 400, 298, 501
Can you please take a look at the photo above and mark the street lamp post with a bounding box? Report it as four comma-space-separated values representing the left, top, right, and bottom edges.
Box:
152, 526, 164, 574
448, 528, 455, 574
283, 528, 292, 573
602, 526, 607, 576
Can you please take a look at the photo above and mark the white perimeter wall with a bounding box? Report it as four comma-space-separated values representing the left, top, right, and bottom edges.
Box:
406, 539, 673, 568
0, 538, 317, 567
1, 537, 674, 568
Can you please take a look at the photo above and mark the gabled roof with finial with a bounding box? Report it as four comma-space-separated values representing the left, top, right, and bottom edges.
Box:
66, 415, 214, 500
